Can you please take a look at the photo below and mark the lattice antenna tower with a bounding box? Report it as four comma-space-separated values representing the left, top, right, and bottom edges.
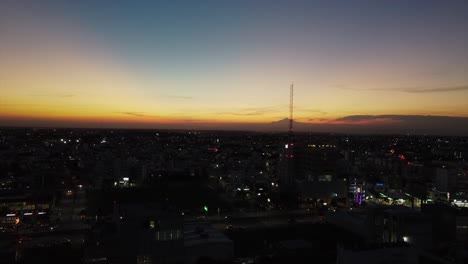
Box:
289, 83, 294, 134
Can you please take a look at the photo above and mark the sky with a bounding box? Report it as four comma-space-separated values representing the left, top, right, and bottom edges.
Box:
1, 0, 467, 133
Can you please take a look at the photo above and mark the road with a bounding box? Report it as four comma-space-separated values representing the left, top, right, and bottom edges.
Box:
186, 209, 323, 231
17, 233, 84, 247
185, 208, 318, 222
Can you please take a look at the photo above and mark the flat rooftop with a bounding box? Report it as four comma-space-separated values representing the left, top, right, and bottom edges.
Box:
184, 222, 232, 247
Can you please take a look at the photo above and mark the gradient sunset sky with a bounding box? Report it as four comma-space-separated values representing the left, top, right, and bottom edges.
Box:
1, 0, 467, 130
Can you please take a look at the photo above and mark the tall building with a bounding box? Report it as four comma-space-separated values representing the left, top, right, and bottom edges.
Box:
294, 142, 348, 204
279, 142, 295, 188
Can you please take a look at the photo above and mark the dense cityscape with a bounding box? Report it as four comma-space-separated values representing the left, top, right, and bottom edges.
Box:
0, 127, 467, 263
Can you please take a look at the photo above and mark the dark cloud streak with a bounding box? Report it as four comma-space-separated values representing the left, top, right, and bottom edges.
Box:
339, 85, 468, 94
404, 85, 468, 93
117, 112, 159, 118
216, 106, 281, 117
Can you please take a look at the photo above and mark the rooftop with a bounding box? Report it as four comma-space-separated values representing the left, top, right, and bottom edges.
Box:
184, 222, 232, 247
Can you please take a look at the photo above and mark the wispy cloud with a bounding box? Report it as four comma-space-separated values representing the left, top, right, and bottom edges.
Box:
340, 85, 468, 94
315, 115, 404, 125
330, 84, 347, 89
117, 112, 159, 118
219, 111, 271, 116
295, 107, 327, 115
217, 106, 280, 116
29, 93, 75, 98
181, 119, 203, 122
334, 115, 401, 122
306, 118, 330, 122
217, 105, 319, 117
164, 95, 193, 100
335, 114, 468, 122
404, 85, 468, 93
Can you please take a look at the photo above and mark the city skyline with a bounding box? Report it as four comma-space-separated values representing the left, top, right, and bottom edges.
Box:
1, 0, 468, 133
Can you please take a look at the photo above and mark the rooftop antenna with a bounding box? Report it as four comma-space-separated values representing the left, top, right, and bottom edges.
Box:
289, 83, 294, 134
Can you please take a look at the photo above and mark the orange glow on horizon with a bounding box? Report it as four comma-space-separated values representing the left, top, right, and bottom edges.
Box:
1, 2, 467, 130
